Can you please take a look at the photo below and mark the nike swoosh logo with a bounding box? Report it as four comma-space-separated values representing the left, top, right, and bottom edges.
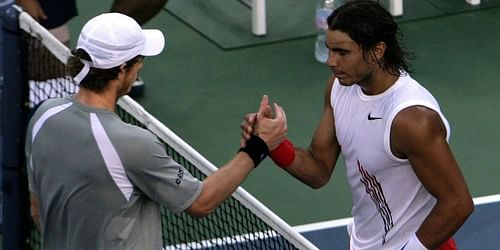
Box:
368, 113, 383, 120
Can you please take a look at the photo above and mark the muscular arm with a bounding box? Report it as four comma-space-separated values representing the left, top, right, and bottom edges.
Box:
284, 75, 341, 188
391, 106, 473, 249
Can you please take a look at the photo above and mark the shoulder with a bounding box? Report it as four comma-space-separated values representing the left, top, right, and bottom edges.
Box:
391, 106, 447, 158
29, 97, 72, 124
395, 74, 437, 103
36, 96, 71, 110
394, 106, 445, 133
113, 123, 158, 145
119, 124, 165, 154
386, 75, 449, 138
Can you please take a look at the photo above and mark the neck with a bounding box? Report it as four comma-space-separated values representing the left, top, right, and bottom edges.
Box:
75, 87, 118, 111
359, 68, 399, 95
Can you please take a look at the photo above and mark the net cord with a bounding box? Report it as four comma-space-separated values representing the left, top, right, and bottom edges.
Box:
17, 8, 319, 250
17, 7, 71, 64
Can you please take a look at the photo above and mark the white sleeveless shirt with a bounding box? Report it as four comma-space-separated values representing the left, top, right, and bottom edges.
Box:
331, 73, 450, 249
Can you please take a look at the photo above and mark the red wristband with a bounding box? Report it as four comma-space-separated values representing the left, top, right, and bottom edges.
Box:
437, 238, 457, 250
270, 139, 295, 168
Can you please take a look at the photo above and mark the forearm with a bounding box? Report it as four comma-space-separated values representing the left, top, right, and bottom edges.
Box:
110, 0, 167, 25
279, 98, 339, 188
416, 197, 473, 248
188, 152, 254, 217
284, 147, 335, 189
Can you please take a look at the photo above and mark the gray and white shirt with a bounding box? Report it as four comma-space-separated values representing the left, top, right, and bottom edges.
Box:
26, 96, 202, 250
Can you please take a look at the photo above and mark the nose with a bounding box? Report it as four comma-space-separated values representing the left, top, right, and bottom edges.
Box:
326, 52, 338, 68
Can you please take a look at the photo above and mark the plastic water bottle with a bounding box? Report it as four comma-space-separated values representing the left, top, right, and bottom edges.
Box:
315, 0, 341, 63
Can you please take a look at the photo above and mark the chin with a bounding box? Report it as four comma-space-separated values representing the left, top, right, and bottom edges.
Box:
338, 79, 355, 86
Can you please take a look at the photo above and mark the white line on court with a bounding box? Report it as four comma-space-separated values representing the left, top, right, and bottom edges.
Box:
472, 193, 500, 205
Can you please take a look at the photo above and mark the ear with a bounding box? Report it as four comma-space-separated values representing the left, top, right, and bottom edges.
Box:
117, 63, 127, 79
372, 41, 386, 61
119, 63, 127, 72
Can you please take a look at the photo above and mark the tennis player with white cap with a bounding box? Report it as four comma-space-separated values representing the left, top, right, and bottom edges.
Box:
25, 13, 287, 250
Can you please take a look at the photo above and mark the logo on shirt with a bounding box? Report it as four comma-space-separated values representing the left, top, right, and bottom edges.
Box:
368, 113, 383, 120
176, 167, 184, 185
358, 160, 393, 244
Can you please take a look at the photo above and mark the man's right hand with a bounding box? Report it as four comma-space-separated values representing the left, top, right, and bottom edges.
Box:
240, 95, 287, 151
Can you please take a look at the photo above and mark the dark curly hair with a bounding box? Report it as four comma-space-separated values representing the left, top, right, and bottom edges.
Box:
326, 0, 413, 75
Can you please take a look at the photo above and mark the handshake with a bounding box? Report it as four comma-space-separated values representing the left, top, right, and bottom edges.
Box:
238, 95, 295, 168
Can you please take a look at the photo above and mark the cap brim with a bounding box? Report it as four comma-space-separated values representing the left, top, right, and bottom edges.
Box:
141, 29, 165, 56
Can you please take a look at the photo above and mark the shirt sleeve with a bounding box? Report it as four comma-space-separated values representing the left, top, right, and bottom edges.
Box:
121, 130, 203, 213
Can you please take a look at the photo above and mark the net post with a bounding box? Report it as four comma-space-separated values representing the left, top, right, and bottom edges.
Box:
0, 1, 30, 249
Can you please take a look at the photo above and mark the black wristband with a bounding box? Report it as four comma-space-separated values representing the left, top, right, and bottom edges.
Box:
238, 134, 269, 168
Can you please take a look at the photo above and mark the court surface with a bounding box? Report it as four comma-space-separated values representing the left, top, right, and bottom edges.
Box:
68, 0, 500, 248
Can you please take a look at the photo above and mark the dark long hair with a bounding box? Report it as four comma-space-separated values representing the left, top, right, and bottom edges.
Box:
327, 0, 413, 75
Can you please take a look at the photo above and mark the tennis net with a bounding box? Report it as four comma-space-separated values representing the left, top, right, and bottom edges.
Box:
8, 5, 317, 250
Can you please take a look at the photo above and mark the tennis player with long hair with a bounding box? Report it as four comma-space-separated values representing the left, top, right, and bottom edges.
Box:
241, 1, 473, 249
25, 13, 286, 249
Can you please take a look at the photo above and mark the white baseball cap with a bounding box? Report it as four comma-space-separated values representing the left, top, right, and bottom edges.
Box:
73, 13, 165, 83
